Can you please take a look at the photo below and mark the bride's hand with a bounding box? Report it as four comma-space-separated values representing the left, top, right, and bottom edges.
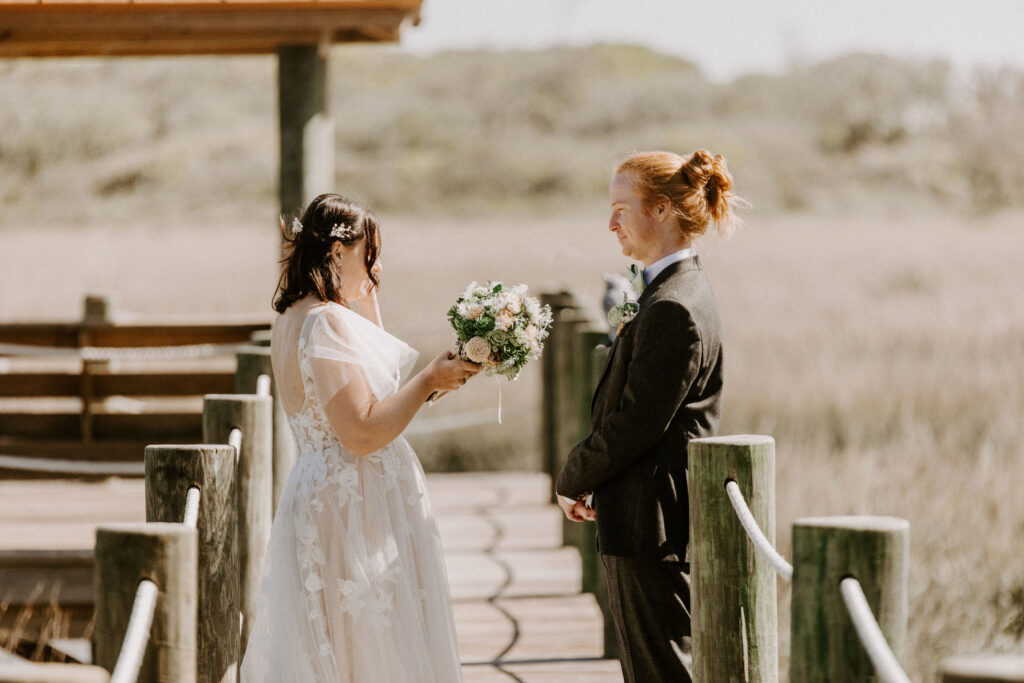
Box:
426, 351, 481, 392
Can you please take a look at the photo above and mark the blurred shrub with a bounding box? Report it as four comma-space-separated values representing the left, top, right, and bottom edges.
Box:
1, 46, 1022, 225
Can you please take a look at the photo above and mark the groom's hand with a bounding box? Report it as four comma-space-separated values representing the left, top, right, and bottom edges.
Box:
558, 495, 596, 522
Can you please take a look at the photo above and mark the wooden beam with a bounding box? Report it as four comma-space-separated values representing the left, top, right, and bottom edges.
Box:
0, 371, 231, 398
0, 5, 412, 55
0, 29, 398, 57
0, 322, 268, 348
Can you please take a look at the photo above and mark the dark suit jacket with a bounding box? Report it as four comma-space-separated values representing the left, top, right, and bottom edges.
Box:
556, 256, 723, 562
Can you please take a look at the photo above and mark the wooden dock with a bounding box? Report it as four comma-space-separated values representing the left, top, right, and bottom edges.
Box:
0, 472, 623, 682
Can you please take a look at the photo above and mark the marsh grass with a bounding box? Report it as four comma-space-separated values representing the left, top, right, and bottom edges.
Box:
0, 582, 76, 662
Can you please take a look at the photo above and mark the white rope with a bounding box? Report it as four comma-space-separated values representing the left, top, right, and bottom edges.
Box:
229, 428, 242, 464
0, 341, 252, 360
109, 579, 158, 683
256, 374, 272, 397
182, 486, 200, 528
840, 577, 912, 683
724, 480, 794, 582
0, 454, 144, 476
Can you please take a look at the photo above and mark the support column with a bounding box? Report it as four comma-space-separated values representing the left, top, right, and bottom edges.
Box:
278, 45, 334, 218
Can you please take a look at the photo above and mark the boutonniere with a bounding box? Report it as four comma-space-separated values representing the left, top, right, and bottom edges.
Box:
607, 292, 639, 334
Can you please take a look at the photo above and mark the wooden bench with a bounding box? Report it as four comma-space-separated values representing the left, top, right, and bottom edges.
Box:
0, 296, 270, 475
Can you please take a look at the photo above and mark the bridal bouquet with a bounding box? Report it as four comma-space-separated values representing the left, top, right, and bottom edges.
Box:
447, 281, 553, 379
428, 281, 553, 412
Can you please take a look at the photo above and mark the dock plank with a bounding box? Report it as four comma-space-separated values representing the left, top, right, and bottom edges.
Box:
462, 660, 623, 683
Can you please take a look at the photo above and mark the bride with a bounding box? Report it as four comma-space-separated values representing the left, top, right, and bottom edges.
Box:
240, 193, 480, 682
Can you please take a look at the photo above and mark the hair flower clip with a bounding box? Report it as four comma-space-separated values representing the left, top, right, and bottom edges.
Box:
330, 223, 358, 240
290, 218, 303, 236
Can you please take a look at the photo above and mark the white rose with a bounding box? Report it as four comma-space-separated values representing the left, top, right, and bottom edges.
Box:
464, 336, 491, 363
458, 301, 484, 320
495, 311, 514, 331
525, 324, 537, 342
525, 298, 540, 319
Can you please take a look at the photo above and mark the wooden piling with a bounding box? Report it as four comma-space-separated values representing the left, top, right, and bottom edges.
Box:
235, 348, 295, 513
79, 295, 112, 443
688, 435, 779, 683
144, 445, 238, 683
540, 291, 584, 503
940, 654, 1024, 682
93, 523, 197, 683
557, 323, 616, 658
790, 516, 909, 682
203, 395, 272, 661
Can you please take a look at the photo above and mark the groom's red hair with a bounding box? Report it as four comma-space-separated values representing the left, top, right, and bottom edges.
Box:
617, 150, 740, 240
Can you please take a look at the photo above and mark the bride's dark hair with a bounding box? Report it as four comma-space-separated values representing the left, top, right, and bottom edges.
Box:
272, 193, 381, 314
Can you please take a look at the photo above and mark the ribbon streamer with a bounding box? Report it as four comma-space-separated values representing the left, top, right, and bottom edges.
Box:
496, 375, 503, 424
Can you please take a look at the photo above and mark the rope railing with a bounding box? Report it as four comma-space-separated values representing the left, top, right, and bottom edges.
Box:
840, 577, 912, 683
108, 579, 159, 683
183, 486, 201, 528
724, 479, 793, 582
0, 454, 144, 476
229, 428, 243, 465
256, 373, 271, 397
719, 468, 912, 683
0, 341, 254, 360
106, 470, 203, 682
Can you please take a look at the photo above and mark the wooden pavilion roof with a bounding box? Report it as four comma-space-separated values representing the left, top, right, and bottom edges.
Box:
0, 0, 422, 57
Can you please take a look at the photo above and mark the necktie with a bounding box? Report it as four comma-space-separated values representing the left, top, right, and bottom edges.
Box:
628, 264, 646, 294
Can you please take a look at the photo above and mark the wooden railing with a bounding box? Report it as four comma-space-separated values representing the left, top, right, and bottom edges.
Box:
0, 295, 271, 469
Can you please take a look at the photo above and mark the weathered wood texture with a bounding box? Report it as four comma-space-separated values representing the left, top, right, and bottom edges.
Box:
941, 654, 1024, 682
202, 395, 272, 660
235, 349, 295, 513
144, 445, 238, 683
93, 523, 197, 683
790, 516, 909, 683
688, 435, 779, 683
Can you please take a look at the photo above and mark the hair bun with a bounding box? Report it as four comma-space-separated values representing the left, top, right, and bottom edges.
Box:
684, 149, 716, 184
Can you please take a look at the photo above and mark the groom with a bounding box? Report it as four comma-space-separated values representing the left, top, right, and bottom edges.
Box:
555, 169, 723, 682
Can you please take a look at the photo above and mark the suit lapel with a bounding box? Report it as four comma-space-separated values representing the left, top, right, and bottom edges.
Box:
637, 255, 699, 305
591, 334, 621, 414
590, 255, 701, 415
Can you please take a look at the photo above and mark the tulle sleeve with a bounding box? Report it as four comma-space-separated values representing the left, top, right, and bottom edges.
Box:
302, 304, 419, 409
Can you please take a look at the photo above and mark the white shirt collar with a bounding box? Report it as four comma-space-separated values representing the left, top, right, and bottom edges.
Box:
644, 247, 697, 285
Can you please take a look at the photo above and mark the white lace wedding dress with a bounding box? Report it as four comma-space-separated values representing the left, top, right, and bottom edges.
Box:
240, 300, 462, 682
